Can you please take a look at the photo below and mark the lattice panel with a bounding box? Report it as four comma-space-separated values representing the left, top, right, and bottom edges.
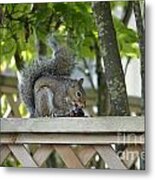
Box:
0, 144, 143, 169
1, 94, 21, 118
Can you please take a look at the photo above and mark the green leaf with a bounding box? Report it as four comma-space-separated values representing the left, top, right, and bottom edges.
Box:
113, 17, 139, 58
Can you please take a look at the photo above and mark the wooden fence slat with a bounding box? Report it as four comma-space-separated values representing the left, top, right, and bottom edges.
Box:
0, 133, 144, 145
0, 145, 11, 164
54, 145, 84, 168
33, 145, 54, 167
74, 146, 96, 166
0, 86, 17, 94
8, 145, 38, 167
2, 106, 12, 118
0, 116, 144, 169
1, 117, 144, 133
95, 145, 127, 169
6, 95, 21, 117
0, 75, 17, 87
121, 145, 143, 169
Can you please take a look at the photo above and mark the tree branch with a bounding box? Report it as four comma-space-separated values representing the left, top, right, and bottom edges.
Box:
122, 1, 133, 26
82, 58, 96, 91
124, 57, 131, 76
121, 2, 132, 76
133, 1, 145, 115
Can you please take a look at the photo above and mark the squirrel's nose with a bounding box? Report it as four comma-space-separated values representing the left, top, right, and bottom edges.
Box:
75, 101, 86, 108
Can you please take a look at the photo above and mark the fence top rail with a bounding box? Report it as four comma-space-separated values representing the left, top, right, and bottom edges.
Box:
0, 117, 144, 133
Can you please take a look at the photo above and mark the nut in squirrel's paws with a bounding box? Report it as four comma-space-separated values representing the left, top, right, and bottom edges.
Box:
70, 104, 85, 117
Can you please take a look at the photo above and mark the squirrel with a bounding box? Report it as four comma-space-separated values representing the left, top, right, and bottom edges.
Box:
18, 40, 86, 117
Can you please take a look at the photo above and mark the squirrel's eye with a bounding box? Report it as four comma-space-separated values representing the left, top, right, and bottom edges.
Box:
76, 91, 82, 97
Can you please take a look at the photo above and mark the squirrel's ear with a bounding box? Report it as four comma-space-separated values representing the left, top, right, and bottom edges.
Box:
79, 78, 84, 85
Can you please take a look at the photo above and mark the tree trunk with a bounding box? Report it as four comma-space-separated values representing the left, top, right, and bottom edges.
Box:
133, 1, 145, 170
133, 1, 145, 115
93, 2, 130, 116
95, 42, 110, 116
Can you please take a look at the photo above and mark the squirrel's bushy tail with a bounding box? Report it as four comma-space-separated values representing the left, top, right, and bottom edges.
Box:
18, 44, 75, 116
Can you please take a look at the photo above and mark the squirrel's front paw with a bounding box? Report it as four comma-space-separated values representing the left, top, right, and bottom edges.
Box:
70, 107, 85, 117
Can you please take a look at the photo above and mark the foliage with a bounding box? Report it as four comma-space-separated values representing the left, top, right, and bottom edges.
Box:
113, 17, 140, 58
0, 2, 140, 73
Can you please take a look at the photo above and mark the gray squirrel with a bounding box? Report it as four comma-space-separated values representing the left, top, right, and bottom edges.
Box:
18, 39, 86, 117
